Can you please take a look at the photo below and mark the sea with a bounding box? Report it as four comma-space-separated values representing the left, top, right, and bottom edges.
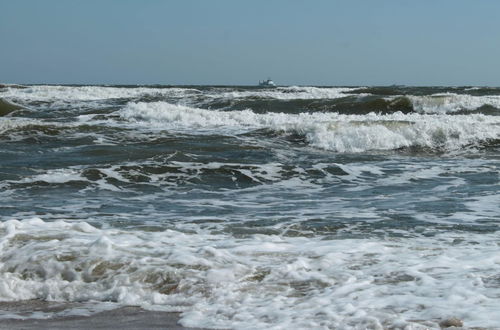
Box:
1, 84, 500, 329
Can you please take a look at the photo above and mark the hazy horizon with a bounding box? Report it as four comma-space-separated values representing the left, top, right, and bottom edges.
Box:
4, 82, 500, 88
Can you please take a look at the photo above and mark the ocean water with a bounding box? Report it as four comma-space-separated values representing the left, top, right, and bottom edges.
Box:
1, 84, 500, 329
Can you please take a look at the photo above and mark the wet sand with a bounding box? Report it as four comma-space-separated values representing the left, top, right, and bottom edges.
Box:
0, 301, 206, 330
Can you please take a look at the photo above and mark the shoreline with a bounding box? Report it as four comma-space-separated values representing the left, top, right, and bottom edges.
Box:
0, 301, 206, 330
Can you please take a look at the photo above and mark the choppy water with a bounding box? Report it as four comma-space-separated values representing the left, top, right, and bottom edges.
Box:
1, 84, 500, 329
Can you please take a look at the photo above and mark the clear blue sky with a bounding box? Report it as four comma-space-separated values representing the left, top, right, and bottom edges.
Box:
1, 0, 499, 86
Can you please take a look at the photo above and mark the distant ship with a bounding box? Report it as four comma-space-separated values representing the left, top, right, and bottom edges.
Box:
258, 78, 276, 87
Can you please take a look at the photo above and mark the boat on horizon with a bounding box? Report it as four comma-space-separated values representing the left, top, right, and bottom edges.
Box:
258, 78, 276, 87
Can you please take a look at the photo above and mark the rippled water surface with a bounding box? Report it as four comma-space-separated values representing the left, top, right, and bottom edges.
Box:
1, 85, 500, 329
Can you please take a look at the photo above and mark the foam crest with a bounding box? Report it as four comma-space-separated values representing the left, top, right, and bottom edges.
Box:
0, 118, 26, 134
217, 86, 360, 100
0, 118, 46, 135
408, 93, 500, 113
22, 169, 83, 184
1, 218, 500, 329
14, 168, 122, 192
121, 101, 500, 153
306, 115, 500, 152
0, 85, 198, 103
0, 85, 358, 105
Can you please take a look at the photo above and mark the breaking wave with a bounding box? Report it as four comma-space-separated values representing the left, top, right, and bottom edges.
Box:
408, 93, 500, 113
3, 85, 500, 115
120, 101, 500, 153
2, 218, 500, 329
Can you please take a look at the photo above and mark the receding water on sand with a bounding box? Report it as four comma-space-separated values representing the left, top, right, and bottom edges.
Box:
0, 301, 204, 330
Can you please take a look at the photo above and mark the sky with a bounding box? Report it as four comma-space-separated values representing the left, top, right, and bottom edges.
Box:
1, 0, 500, 86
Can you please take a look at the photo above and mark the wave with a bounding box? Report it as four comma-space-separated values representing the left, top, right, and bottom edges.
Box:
193, 89, 500, 115
3, 99, 500, 154
0, 118, 44, 135
3, 160, 352, 194
0, 85, 200, 104
407, 93, 500, 113
3, 85, 500, 115
2, 218, 500, 328
213, 86, 361, 100
0, 117, 88, 141
0, 85, 356, 103
331, 94, 500, 115
202, 87, 500, 114
120, 101, 500, 153
0, 83, 26, 89
195, 94, 500, 115
205, 87, 500, 114
0, 98, 22, 116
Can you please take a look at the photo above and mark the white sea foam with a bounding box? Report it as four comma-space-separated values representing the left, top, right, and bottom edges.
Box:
22, 169, 84, 184
0, 118, 31, 134
120, 101, 500, 153
0, 85, 198, 103
215, 86, 360, 100
0, 118, 64, 136
12, 168, 121, 192
1, 218, 500, 329
0, 85, 358, 105
4, 85, 500, 115
407, 93, 500, 113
